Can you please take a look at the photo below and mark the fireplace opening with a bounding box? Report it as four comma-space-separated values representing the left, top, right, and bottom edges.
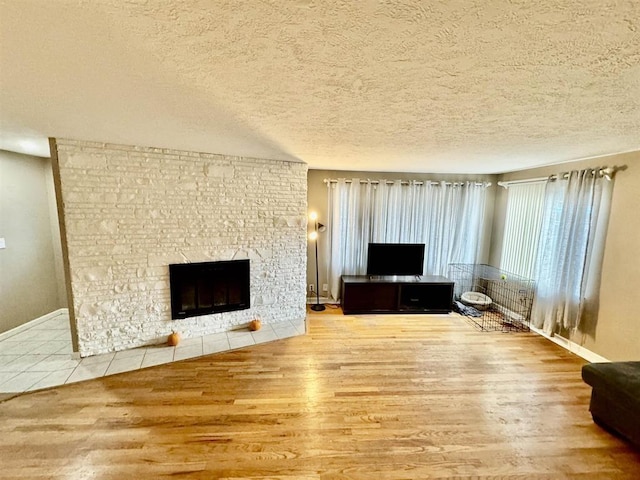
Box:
169, 259, 250, 320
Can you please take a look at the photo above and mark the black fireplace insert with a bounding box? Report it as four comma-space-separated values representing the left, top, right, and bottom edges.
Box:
169, 259, 250, 320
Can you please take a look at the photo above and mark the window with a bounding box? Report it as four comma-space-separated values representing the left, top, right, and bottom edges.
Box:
503, 168, 616, 334
500, 182, 546, 279
325, 178, 490, 300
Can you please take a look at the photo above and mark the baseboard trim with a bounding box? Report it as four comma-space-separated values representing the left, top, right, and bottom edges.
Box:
0, 308, 69, 342
306, 296, 332, 305
529, 324, 609, 363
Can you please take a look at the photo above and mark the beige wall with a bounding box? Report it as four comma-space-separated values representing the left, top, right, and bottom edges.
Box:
0, 150, 66, 333
491, 151, 640, 360
307, 169, 498, 300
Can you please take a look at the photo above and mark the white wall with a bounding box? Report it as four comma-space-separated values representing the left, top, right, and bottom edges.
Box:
53, 139, 307, 357
0, 150, 66, 333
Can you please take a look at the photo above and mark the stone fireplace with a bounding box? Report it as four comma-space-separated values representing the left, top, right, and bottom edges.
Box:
51, 139, 307, 357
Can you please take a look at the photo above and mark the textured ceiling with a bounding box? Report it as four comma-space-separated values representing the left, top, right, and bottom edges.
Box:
1, 0, 639, 173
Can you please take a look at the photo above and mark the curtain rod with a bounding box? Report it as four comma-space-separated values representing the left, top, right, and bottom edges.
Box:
323, 178, 492, 187
498, 165, 625, 188
548, 165, 623, 182
497, 177, 548, 188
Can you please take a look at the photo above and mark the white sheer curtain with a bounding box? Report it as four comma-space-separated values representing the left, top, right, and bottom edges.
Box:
531, 168, 614, 334
326, 179, 489, 301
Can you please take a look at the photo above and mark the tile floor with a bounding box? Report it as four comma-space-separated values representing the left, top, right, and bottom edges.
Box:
0, 311, 306, 394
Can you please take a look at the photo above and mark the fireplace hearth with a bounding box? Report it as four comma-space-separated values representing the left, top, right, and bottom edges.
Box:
169, 259, 250, 320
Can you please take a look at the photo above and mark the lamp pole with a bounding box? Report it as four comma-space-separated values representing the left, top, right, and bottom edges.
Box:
310, 214, 325, 312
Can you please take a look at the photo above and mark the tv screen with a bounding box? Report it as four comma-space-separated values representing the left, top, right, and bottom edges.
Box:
366, 243, 425, 276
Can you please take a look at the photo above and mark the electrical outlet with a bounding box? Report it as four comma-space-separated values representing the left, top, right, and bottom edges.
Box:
322, 283, 328, 292
309, 284, 315, 292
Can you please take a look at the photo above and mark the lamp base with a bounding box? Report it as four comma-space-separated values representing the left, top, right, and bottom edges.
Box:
310, 304, 326, 312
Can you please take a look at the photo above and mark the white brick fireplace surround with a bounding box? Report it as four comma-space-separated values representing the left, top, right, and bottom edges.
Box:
52, 139, 308, 357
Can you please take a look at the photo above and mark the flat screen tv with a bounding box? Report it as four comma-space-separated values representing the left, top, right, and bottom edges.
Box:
366, 243, 425, 276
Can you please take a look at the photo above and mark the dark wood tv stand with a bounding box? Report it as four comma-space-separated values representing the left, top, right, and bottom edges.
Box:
340, 275, 454, 314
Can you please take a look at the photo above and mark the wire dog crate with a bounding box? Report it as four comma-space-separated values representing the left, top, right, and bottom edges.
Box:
448, 264, 535, 332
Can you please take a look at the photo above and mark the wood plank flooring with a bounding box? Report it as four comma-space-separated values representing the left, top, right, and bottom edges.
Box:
1, 312, 639, 479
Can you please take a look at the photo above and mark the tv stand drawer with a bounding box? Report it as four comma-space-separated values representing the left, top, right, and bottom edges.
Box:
341, 283, 398, 312
340, 275, 453, 314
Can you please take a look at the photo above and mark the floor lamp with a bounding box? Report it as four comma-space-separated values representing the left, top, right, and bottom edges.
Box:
309, 212, 326, 311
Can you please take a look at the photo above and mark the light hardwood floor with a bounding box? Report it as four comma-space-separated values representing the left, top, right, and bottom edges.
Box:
1, 311, 638, 479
